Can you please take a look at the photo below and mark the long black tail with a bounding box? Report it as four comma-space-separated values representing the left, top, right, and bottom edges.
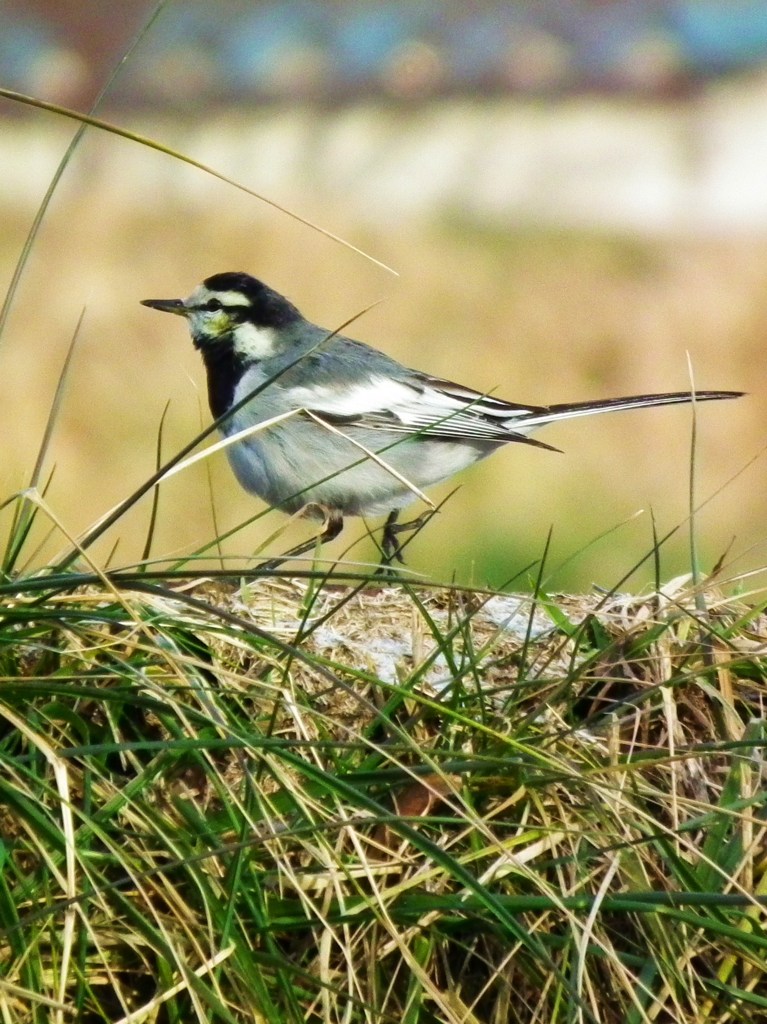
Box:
509, 390, 743, 431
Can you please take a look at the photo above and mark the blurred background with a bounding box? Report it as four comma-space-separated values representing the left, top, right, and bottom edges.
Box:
1, 0, 766, 590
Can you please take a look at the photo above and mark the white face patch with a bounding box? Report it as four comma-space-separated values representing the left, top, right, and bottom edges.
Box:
230, 321, 279, 359
181, 284, 277, 353
184, 284, 250, 310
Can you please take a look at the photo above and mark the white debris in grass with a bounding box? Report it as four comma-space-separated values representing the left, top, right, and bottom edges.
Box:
312, 626, 452, 691
470, 594, 553, 638
226, 579, 581, 698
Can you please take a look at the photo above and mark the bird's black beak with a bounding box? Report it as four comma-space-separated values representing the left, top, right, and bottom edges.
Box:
140, 298, 188, 316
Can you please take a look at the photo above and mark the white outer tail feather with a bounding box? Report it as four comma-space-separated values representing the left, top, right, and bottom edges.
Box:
506, 390, 743, 434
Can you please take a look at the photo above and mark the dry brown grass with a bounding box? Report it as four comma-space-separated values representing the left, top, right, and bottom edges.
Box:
3, 565, 765, 1021
1, 179, 763, 589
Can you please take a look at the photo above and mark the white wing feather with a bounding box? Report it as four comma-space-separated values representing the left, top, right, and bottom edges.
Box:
289, 375, 542, 442
287, 375, 740, 446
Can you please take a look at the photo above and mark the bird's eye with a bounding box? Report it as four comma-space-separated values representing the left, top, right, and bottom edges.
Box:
204, 298, 223, 312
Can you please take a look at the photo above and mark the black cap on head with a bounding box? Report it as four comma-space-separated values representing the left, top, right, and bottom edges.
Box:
203, 272, 302, 327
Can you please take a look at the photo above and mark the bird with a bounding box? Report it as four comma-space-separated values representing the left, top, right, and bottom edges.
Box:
142, 272, 742, 565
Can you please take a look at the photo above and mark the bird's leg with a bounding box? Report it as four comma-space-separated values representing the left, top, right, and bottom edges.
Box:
378, 490, 456, 570
261, 507, 343, 570
381, 510, 406, 566
379, 508, 435, 568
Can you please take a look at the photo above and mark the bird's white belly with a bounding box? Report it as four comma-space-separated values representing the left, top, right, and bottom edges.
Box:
223, 417, 490, 516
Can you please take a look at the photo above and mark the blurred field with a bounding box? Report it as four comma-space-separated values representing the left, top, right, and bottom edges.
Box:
0, 115, 764, 590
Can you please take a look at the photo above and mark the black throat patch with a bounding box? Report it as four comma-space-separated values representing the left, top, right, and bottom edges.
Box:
199, 340, 247, 421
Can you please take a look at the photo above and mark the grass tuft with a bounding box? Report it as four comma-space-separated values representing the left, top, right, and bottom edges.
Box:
2, 562, 766, 1022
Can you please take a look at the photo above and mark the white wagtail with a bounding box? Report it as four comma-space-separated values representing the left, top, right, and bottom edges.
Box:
142, 272, 742, 563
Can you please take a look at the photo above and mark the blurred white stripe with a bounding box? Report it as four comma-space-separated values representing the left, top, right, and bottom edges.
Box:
6, 79, 767, 232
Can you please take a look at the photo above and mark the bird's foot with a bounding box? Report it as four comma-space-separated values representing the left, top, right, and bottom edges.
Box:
377, 508, 435, 573
261, 507, 343, 571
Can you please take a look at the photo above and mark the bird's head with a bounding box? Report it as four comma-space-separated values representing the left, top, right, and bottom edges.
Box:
141, 272, 302, 360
